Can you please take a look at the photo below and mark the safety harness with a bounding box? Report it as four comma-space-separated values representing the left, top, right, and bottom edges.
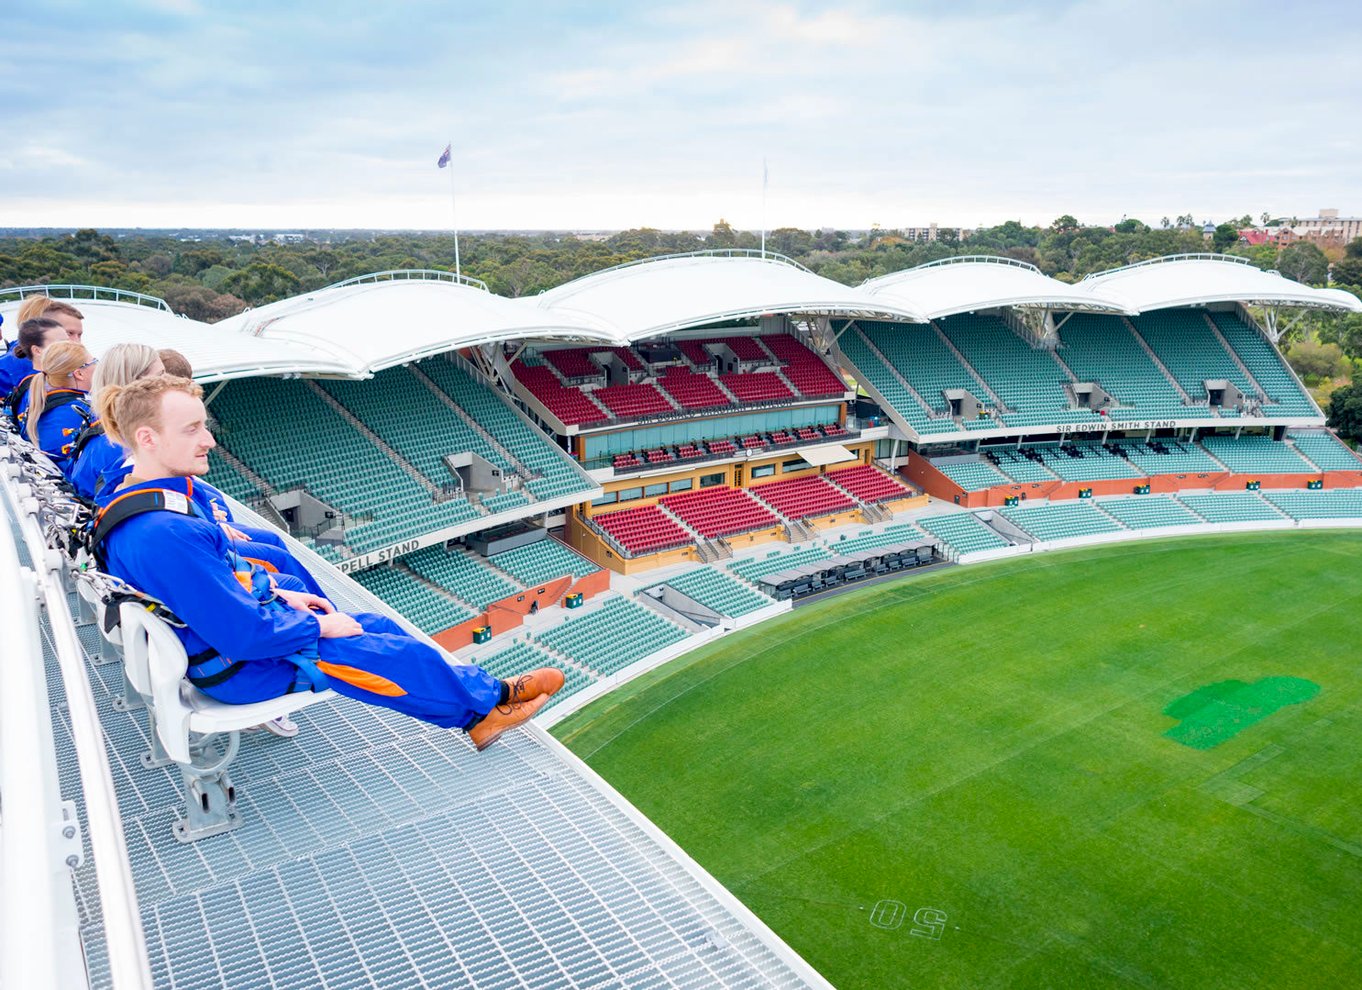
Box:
68, 418, 106, 463
88, 486, 328, 694
4, 372, 36, 427
9, 387, 93, 448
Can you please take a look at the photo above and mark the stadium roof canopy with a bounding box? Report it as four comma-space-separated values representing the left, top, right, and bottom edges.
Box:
1076, 254, 1362, 314
861, 255, 1134, 319
0, 286, 350, 384
530, 251, 928, 340
216, 271, 614, 377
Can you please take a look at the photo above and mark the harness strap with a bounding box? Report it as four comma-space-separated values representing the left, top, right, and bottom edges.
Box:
90, 487, 198, 564
185, 647, 327, 694
69, 419, 106, 462
16, 387, 89, 434
4, 373, 36, 424
185, 649, 243, 688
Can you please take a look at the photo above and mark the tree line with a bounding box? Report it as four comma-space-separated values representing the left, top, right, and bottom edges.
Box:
4, 216, 1354, 318
4, 218, 1362, 435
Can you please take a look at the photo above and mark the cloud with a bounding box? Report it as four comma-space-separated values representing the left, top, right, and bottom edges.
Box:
0, 144, 90, 170
1, 0, 1360, 229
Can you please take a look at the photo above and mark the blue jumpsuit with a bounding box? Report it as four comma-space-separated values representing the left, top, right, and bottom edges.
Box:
69, 429, 127, 500
30, 390, 93, 472
0, 341, 32, 396
91, 471, 328, 597
100, 476, 502, 728
188, 477, 329, 598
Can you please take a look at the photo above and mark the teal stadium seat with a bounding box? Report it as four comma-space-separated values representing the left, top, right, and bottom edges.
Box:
1129, 310, 1254, 405
837, 325, 939, 434
405, 545, 522, 610
205, 450, 262, 504
419, 358, 595, 503
1199, 435, 1315, 474
829, 523, 926, 554
1209, 313, 1318, 418
1287, 431, 1362, 471
998, 500, 1123, 541
350, 565, 475, 635
534, 596, 689, 678
1056, 315, 1208, 422
859, 321, 990, 427
937, 313, 1099, 429
726, 545, 833, 584
207, 378, 475, 554
933, 459, 1011, 491
1261, 489, 1362, 520
1024, 443, 1144, 482
918, 513, 1011, 555
1174, 491, 1287, 523
1094, 495, 1203, 530
1109, 440, 1222, 475
988, 449, 1059, 484
489, 539, 600, 586
645, 567, 774, 617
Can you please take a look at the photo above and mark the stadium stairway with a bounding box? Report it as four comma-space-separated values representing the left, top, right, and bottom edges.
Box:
307, 379, 445, 497
408, 363, 534, 481
836, 324, 947, 435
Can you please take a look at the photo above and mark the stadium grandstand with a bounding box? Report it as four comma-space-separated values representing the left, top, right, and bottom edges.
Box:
5, 251, 1362, 668
6, 247, 1362, 987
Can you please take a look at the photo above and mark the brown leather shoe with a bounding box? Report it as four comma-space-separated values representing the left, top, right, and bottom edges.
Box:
468, 693, 550, 752
503, 667, 566, 705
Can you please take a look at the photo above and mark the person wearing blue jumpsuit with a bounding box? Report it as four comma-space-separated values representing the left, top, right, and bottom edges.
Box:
0, 339, 33, 396
101, 475, 509, 728
31, 389, 94, 472
95, 376, 562, 747
80, 443, 327, 597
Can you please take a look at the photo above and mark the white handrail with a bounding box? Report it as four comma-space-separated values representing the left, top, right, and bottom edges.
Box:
0, 489, 87, 989
0, 283, 174, 311
0, 454, 154, 990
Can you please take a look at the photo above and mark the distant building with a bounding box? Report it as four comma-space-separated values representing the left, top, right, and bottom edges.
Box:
900, 223, 973, 242
1290, 209, 1362, 243
1239, 209, 1362, 250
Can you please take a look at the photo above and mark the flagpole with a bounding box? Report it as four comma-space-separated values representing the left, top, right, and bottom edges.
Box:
448, 137, 461, 278
760, 157, 768, 259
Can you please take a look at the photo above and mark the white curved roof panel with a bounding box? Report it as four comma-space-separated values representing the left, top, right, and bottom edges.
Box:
1077, 254, 1362, 313
0, 296, 348, 384
218, 274, 617, 376
862, 255, 1133, 318
531, 252, 927, 340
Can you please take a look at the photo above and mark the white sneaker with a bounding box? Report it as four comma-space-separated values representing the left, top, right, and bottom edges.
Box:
259, 715, 300, 738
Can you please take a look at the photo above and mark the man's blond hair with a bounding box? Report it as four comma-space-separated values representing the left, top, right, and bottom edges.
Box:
15, 296, 84, 324
99, 375, 203, 449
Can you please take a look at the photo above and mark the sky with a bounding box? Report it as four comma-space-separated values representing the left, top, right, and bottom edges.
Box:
2, 0, 1359, 232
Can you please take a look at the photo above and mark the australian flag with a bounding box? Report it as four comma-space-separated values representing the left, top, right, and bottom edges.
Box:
436, 144, 451, 169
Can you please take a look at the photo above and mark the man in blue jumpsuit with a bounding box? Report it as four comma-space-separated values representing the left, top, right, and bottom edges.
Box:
0, 338, 29, 396
98, 376, 562, 749
78, 426, 329, 598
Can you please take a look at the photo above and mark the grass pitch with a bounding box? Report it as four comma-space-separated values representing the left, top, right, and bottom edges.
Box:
553, 532, 1362, 989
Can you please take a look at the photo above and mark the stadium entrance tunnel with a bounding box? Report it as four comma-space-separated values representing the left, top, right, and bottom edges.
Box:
1162, 676, 1320, 749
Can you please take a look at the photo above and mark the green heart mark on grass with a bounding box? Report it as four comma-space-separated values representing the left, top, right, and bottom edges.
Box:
1163, 677, 1320, 749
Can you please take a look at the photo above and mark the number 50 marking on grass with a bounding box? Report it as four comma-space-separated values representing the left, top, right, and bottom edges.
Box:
869, 900, 948, 940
